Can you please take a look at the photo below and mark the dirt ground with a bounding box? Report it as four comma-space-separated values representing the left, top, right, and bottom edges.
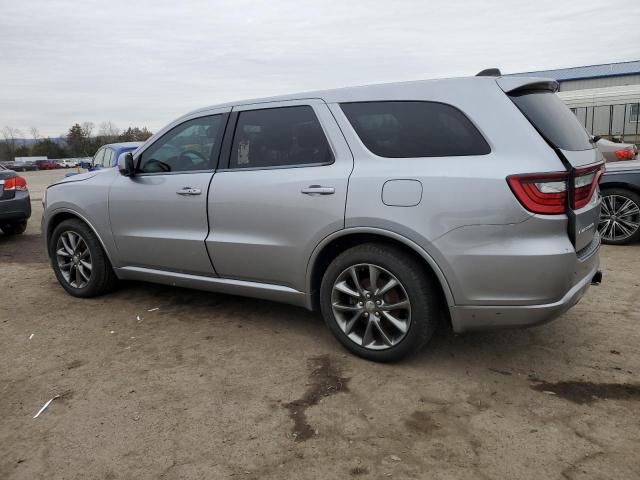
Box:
1, 170, 639, 480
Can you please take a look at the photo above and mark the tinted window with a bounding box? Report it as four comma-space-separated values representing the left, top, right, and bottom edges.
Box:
340, 101, 490, 158
140, 115, 224, 173
509, 91, 593, 151
229, 106, 332, 169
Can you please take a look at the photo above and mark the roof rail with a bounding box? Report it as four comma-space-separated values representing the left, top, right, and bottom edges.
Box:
476, 68, 502, 77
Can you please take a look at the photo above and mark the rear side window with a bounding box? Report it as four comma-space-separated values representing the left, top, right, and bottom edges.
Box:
509, 90, 593, 151
229, 106, 333, 169
103, 148, 114, 167
340, 101, 490, 158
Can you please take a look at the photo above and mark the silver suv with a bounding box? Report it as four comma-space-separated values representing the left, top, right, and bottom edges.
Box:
43, 74, 603, 361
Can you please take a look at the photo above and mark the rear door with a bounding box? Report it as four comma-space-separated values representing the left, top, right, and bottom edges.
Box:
206, 99, 353, 291
503, 81, 604, 251
109, 109, 229, 275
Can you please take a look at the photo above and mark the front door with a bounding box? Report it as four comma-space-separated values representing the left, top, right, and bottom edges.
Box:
206, 100, 353, 291
109, 109, 229, 275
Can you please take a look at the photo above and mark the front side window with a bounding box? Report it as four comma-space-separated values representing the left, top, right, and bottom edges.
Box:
340, 101, 491, 158
229, 106, 333, 169
139, 115, 224, 173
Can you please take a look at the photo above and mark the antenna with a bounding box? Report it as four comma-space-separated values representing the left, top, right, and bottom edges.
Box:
476, 68, 502, 77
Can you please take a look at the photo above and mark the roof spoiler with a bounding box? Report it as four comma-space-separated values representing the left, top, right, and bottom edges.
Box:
476, 68, 502, 77
496, 77, 559, 93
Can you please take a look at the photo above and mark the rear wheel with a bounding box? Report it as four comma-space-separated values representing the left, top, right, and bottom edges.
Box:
0, 221, 27, 235
49, 219, 118, 297
599, 188, 640, 245
320, 243, 439, 362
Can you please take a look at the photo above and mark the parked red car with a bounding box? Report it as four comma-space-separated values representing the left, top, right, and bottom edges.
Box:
35, 160, 60, 170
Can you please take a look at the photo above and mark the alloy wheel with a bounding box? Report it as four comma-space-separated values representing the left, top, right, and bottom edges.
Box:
56, 231, 93, 288
599, 194, 640, 242
331, 263, 411, 350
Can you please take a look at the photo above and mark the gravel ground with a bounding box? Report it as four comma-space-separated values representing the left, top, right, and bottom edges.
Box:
1, 170, 639, 479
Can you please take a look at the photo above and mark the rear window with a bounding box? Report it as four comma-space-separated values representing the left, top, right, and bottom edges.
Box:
509, 90, 593, 151
340, 101, 490, 158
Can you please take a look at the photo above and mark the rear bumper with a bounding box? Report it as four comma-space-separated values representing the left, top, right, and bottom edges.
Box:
450, 252, 599, 333
0, 191, 31, 223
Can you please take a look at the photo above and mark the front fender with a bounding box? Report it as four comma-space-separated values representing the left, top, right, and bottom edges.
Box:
43, 207, 118, 269
43, 171, 119, 267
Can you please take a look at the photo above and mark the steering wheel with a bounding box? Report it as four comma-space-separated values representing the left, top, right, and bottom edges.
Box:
143, 159, 172, 173
179, 149, 208, 167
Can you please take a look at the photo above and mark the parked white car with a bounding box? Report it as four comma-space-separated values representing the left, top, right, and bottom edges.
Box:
57, 159, 79, 168
595, 138, 638, 162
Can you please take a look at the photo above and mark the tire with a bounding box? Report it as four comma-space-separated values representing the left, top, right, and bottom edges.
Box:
49, 219, 118, 297
320, 243, 440, 362
0, 221, 27, 235
599, 188, 640, 245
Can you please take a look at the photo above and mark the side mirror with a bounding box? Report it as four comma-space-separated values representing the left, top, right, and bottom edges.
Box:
592, 135, 602, 143
118, 152, 136, 177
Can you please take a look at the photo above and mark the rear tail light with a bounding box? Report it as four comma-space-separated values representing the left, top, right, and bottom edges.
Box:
507, 163, 604, 215
614, 149, 636, 160
3, 176, 28, 191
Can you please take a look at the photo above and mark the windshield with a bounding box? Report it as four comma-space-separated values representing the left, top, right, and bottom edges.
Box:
509, 90, 594, 151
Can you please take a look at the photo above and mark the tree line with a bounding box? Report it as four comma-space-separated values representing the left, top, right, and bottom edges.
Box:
0, 122, 153, 162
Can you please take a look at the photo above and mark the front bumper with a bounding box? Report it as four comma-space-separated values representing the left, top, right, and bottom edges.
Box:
450, 254, 599, 333
0, 191, 31, 223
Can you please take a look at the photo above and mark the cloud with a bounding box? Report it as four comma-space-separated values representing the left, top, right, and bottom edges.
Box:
1, 0, 639, 136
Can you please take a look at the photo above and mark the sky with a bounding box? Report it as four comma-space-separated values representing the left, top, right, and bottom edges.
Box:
1, 0, 639, 137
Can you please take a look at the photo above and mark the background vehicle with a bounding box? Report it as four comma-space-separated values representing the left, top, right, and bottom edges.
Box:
596, 138, 638, 162
35, 159, 60, 170
77, 157, 93, 169
1, 160, 38, 172
90, 142, 143, 171
599, 159, 640, 244
57, 159, 78, 168
67, 143, 143, 177
0, 164, 30, 235
43, 74, 602, 361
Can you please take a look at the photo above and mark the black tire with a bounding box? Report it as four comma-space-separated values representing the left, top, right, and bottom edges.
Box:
599, 188, 640, 245
49, 219, 118, 297
0, 221, 27, 235
320, 243, 440, 362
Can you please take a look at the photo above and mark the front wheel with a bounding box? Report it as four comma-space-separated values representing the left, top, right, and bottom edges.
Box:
320, 243, 440, 362
49, 219, 118, 297
599, 188, 640, 245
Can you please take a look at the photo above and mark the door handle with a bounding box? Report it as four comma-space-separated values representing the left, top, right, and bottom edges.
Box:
176, 187, 202, 196
301, 185, 335, 195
